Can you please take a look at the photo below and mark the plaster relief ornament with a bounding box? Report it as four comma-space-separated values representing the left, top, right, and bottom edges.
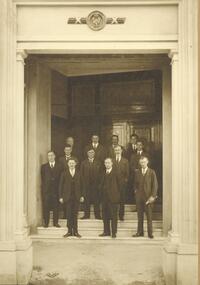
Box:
68, 11, 126, 31
86, 11, 106, 31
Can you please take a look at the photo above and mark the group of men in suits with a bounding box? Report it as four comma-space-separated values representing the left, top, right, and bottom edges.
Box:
41, 133, 158, 239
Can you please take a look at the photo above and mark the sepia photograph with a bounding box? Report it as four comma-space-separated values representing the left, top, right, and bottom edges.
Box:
0, 1, 198, 285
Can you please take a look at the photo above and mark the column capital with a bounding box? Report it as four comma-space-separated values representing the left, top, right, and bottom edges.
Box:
168, 49, 178, 64
16, 50, 28, 63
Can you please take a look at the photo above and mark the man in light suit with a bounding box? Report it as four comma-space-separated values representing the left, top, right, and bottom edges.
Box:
113, 145, 129, 221
41, 151, 62, 228
133, 156, 158, 239
59, 158, 84, 238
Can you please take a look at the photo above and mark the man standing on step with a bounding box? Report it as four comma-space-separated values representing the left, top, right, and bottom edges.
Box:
84, 134, 106, 164
80, 149, 101, 219
133, 156, 158, 239
41, 150, 62, 228
59, 144, 79, 171
113, 145, 129, 221
59, 158, 84, 238
99, 158, 121, 238
107, 134, 126, 159
65, 136, 82, 162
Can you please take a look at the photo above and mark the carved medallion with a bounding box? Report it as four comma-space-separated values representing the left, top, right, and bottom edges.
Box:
67, 11, 126, 31
86, 11, 106, 31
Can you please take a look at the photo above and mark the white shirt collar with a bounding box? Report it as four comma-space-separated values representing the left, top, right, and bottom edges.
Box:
106, 168, 112, 174
116, 155, 121, 161
49, 161, 55, 167
142, 167, 148, 174
69, 168, 75, 176
92, 142, 99, 148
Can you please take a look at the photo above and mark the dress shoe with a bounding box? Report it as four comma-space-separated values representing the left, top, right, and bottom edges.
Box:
148, 234, 154, 239
43, 224, 48, 228
132, 233, 144, 237
99, 232, 110, 237
54, 224, 61, 228
80, 216, 89, 220
112, 234, 117, 238
63, 232, 72, 238
119, 217, 124, 221
74, 232, 82, 238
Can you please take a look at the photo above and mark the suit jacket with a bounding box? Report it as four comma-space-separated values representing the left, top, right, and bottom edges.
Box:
59, 155, 79, 171
107, 145, 126, 159
126, 143, 137, 161
134, 168, 158, 200
80, 159, 101, 197
59, 168, 81, 202
41, 162, 62, 197
113, 157, 129, 189
84, 143, 106, 163
100, 168, 121, 204
130, 151, 149, 172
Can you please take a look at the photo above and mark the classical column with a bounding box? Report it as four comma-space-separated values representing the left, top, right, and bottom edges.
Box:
167, 50, 180, 243
0, 2, 32, 284
162, 64, 172, 236
0, 0, 16, 242
15, 50, 29, 240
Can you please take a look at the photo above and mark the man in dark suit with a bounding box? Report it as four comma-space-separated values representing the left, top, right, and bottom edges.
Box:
66, 136, 81, 162
107, 135, 126, 159
41, 150, 62, 228
113, 145, 129, 221
126, 134, 138, 161
85, 134, 105, 164
133, 156, 158, 239
130, 140, 149, 172
59, 158, 84, 238
126, 134, 139, 203
99, 158, 121, 238
59, 144, 78, 171
80, 149, 101, 219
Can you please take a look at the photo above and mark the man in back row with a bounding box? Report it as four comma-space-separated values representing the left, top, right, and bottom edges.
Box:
84, 134, 106, 164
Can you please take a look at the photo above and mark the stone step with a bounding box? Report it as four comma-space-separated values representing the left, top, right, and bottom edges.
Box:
37, 224, 163, 237
49, 219, 162, 229
60, 204, 162, 212
31, 235, 166, 245
77, 211, 162, 220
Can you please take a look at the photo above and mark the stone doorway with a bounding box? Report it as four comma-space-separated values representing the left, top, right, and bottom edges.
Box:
25, 54, 170, 236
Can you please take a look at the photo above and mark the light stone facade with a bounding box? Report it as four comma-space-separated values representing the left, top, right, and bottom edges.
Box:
0, 0, 198, 284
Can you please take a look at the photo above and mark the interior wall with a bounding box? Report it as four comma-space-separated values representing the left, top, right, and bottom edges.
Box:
51, 70, 68, 157
26, 60, 51, 231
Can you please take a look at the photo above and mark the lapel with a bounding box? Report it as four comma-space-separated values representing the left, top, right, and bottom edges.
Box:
141, 168, 150, 180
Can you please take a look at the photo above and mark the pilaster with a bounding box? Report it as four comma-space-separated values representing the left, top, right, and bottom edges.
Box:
0, 1, 32, 284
